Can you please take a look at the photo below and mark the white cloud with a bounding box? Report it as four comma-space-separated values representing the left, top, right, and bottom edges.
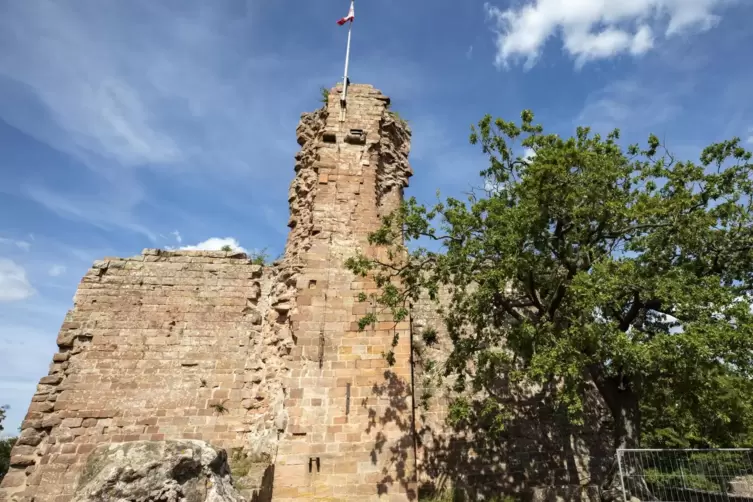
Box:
0, 1, 340, 239
0, 258, 35, 301
23, 181, 157, 242
577, 79, 685, 133
48, 265, 67, 277
179, 237, 246, 253
0, 237, 31, 251
171, 230, 183, 244
484, 0, 734, 68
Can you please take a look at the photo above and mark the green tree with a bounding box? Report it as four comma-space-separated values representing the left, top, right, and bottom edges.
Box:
0, 405, 16, 482
0, 405, 6, 434
347, 111, 753, 495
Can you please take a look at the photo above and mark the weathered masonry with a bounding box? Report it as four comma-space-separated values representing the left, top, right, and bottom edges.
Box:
1, 84, 609, 502
0, 84, 415, 502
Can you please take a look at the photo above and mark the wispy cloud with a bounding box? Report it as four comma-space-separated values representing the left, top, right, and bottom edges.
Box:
0, 237, 31, 251
484, 0, 736, 69
0, 258, 35, 301
23, 180, 156, 241
0, 0, 331, 239
48, 265, 66, 277
577, 79, 687, 135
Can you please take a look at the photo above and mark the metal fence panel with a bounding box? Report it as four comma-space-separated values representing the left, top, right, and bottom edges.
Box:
617, 449, 753, 502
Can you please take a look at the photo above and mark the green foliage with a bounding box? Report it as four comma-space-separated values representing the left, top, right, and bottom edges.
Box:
320, 86, 330, 105
644, 451, 753, 493
642, 370, 753, 448
357, 312, 377, 331
387, 109, 409, 129
220, 244, 233, 252
0, 405, 14, 482
346, 109, 753, 450
249, 248, 270, 266
210, 401, 228, 415
0, 436, 16, 483
421, 327, 439, 346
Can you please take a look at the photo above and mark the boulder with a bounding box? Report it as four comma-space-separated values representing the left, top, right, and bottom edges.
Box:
73, 440, 246, 502
729, 475, 753, 497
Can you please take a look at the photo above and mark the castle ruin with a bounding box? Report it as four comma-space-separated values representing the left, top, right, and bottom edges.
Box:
0, 84, 609, 502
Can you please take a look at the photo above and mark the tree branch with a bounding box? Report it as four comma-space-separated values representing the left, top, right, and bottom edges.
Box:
619, 293, 643, 332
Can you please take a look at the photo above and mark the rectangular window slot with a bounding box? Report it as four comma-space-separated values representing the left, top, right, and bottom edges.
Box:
345, 129, 366, 145
345, 383, 351, 416
292, 432, 307, 437
308, 280, 317, 289
322, 132, 337, 143
309, 457, 321, 473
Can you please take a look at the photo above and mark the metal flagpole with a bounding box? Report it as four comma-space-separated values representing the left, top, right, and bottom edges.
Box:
341, 1, 353, 105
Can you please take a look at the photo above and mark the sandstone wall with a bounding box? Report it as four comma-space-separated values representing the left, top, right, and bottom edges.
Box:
411, 293, 613, 501
271, 84, 416, 502
1, 250, 293, 501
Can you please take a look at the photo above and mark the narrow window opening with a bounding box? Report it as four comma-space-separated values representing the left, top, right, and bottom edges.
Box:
309, 457, 321, 473
346, 383, 351, 417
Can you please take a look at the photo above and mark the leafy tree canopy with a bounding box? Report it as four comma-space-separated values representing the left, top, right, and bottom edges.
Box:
347, 110, 753, 459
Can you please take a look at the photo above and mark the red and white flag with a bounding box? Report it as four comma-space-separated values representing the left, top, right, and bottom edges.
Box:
337, 1, 354, 25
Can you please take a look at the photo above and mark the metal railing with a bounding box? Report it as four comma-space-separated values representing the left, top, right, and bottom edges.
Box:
617, 449, 753, 501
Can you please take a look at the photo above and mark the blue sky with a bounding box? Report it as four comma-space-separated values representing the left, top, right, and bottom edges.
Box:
1, 0, 752, 434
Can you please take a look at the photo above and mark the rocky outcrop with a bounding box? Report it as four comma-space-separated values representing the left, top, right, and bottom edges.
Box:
72, 440, 245, 502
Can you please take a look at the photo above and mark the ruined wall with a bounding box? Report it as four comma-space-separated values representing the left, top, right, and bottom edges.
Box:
411, 293, 613, 501
0, 250, 294, 501
272, 84, 416, 501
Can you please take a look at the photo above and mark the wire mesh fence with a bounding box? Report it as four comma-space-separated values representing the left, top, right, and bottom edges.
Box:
617, 449, 753, 502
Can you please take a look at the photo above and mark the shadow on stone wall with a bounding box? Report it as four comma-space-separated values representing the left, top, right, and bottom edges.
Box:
415, 381, 612, 501
364, 370, 418, 500
364, 367, 613, 501
249, 464, 275, 502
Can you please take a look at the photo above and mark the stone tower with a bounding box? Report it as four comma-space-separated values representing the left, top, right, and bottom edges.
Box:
0, 83, 416, 502
272, 83, 415, 500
